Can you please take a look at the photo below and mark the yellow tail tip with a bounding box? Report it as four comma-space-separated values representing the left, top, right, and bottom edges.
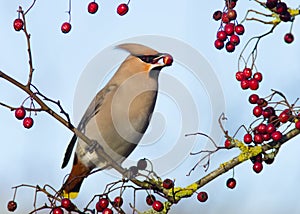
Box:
62, 190, 79, 199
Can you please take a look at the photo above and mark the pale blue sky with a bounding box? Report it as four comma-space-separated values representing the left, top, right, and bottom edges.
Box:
0, 0, 300, 213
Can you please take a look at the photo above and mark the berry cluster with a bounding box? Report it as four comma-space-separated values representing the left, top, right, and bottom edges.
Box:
213, 0, 245, 52
265, 0, 295, 43
235, 67, 263, 90
15, 107, 34, 129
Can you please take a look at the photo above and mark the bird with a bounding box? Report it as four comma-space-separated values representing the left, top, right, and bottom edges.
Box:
60, 43, 173, 199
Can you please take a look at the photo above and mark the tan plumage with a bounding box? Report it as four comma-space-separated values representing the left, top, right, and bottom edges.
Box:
60, 43, 173, 198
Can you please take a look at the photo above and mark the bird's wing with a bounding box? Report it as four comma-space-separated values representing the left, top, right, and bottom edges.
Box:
61, 84, 117, 169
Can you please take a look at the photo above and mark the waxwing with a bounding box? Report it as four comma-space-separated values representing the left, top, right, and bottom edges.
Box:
60, 43, 173, 198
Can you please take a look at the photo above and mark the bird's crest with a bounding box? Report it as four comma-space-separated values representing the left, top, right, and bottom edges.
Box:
116, 43, 159, 56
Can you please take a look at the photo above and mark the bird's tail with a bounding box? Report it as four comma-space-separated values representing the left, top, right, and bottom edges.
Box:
60, 155, 91, 199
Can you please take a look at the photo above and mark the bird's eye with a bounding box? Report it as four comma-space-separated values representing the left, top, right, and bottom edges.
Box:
137, 55, 158, 64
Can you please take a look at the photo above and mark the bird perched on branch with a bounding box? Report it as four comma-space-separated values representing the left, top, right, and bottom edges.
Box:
60, 43, 173, 198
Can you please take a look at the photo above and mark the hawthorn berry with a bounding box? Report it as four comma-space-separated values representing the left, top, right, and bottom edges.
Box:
222, 13, 230, 23
52, 207, 63, 214
214, 39, 224, 50
254, 134, 263, 144
61, 198, 72, 210
197, 191, 208, 202
117, 3, 129, 16
217, 30, 227, 41
243, 67, 252, 78
163, 54, 173, 66
15, 107, 26, 120
224, 139, 232, 148
224, 23, 235, 36
163, 178, 174, 189
102, 208, 113, 214
146, 195, 156, 206
88, 2, 99, 14
226, 178, 236, 189
250, 153, 263, 164
226, 42, 235, 52
213, 10, 223, 21
97, 198, 109, 209
249, 94, 259, 104
243, 133, 252, 144
271, 131, 282, 141
23, 117, 34, 129
61, 22, 71, 34
235, 71, 245, 81
253, 106, 263, 117
266, 0, 278, 9
256, 123, 267, 134
227, 9, 237, 20
295, 120, 300, 129
113, 196, 123, 207
253, 72, 263, 82
249, 79, 259, 90
235, 24, 245, 35
276, 2, 287, 14
280, 12, 292, 22
279, 111, 290, 123
266, 123, 276, 134
152, 200, 164, 212
240, 79, 249, 90
262, 133, 271, 141
137, 158, 147, 170
129, 166, 139, 176
263, 107, 275, 118
13, 18, 23, 31
284, 33, 294, 44
268, 115, 280, 127
257, 98, 268, 107
253, 161, 263, 173
7, 201, 17, 212
230, 34, 240, 46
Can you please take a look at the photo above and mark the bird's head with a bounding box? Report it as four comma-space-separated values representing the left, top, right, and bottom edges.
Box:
117, 43, 173, 75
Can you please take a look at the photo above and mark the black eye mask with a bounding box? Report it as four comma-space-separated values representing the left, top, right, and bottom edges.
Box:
136, 54, 161, 64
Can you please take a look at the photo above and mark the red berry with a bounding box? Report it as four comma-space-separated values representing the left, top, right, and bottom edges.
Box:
197, 191, 208, 202
163, 178, 174, 189
271, 131, 282, 141
117, 3, 129, 16
52, 207, 63, 214
265, 157, 275, 165
230, 34, 240, 46
256, 123, 267, 134
163, 54, 173, 66
257, 98, 268, 107
250, 153, 263, 164
235, 24, 245, 35
7, 201, 17, 212
284, 33, 294, 44
217, 30, 227, 41
253, 106, 263, 117
228, 1, 236, 9
276, 2, 287, 14
113, 196, 123, 207
88, 2, 99, 14
213, 10, 222, 21
249, 79, 259, 90
23, 117, 34, 129
235, 71, 245, 81
266, 0, 278, 9
214, 39, 224, 50
227, 10, 237, 20
295, 120, 300, 129
226, 178, 236, 189
279, 111, 290, 123
146, 195, 156, 206
253, 72, 263, 82
226, 42, 235, 52
15, 107, 26, 120
222, 13, 230, 23
243, 133, 252, 144
102, 208, 113, 214
13, 18, 23, 31
263, 107, 275, 118
61, 198, 72, 210
254, 134, 263, 144
266, 123, 276, 134
249, 94, 259, 104
268, 115, 280, 127
240, 79, 249, 90
253, 161, 263, 173
262, 133, 271, 141
97, 198, 109, 209
224, 23, 235, 36
243, 67, 252, 78
224, 139, 232, 148
152, 200, 164, 212
137, 158, 147, 170
61, 22, 71, 34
